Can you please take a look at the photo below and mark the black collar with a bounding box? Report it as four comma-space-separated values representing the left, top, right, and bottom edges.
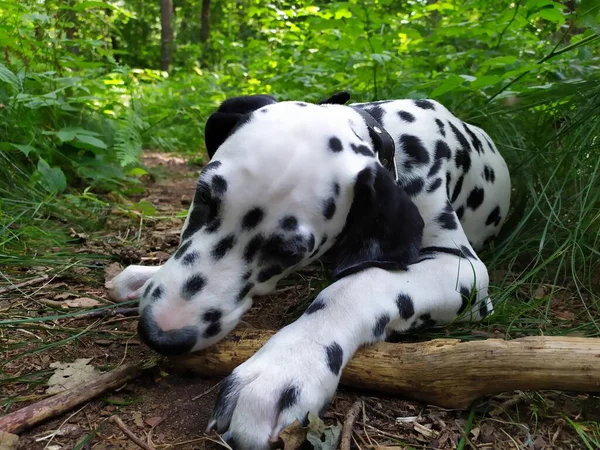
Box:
351, 107, 398, 180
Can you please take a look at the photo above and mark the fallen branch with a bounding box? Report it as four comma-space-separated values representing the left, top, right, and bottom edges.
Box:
0, 361, 156, 434
340, 400, 363, 450
71, 307, 139, 321
111, 415, 156, 450
0, 275, 49, 295
170, 330, 600, 409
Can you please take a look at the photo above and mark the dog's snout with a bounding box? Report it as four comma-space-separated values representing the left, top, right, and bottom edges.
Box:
137, 307, 198, 356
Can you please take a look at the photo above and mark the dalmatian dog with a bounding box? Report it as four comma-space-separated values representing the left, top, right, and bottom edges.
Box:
106, 91, 510, 449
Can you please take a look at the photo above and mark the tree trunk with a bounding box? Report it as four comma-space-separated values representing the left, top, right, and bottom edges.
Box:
65, 0, 80, 55
160, 0, 174, 72
170, 330, 600, 409
200, 0, 211, 43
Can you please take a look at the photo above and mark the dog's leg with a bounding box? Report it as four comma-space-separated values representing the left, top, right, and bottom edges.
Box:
105, 265, 162, 302
208, 253, 490, 450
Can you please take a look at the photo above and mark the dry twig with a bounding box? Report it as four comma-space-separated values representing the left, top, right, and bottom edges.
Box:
111, 415, 156, 450
0, 275, 49, 295
340, 400, 363, 450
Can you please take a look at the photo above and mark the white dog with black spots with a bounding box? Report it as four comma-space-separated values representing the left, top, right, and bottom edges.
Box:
106, 91, 510, 449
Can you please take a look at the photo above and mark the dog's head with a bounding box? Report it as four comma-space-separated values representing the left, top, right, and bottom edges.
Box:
137, 93, 424, 355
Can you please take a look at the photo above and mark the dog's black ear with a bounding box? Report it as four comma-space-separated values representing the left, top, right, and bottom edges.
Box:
330, 164, 424, 280
205, 95, 277, 158
318, 91, 351, 105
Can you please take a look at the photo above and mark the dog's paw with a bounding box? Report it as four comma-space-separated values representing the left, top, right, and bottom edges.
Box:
207, 327, 341, 450
105, 265, 159, 302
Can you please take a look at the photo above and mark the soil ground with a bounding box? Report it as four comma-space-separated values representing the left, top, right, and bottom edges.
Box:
1, 152, 598, 450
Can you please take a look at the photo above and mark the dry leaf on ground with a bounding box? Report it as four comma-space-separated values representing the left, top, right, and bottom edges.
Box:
0, 431, 19, 450
104, 262, 123, 283
46, 358, 101, 394
278, 420, 306, 450
64, 297, 101, 308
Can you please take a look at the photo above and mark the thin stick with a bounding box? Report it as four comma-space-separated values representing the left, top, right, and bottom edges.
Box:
111, 415, 156, 450
0, 275, 49, 295
340, 400, 363, 450
0, 360, 156, 434
70, 307, 139, 321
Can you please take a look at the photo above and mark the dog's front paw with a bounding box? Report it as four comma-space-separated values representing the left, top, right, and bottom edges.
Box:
105, 265, 159, 302
207, 328, 342, 450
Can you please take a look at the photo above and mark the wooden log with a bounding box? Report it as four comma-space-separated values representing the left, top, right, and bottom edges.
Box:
170, 330, 600, 409
0, 361, 156, 434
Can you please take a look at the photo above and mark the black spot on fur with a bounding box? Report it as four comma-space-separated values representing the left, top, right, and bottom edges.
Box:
212, 234, 236, 261
151, 285, 163, 300
278, 386, 300, 412
364, 105, 385, 122
466, 187, 485, 210
403, 178, 425, 196
257, 265, 284, 283
333, 182, 340, 196
437, 202, 458, 230
181, 208, 207, 241
329, 137, 343, 152
484, 136, 497, 153
458, 285, 475, 315
486, 206, 502, 226
210, 375, 240, 432
428, 159, 443, 177
242, 207, 264, 230
307, 233, 316, 252
182, 252, 198, 266
446, 172, 452, 198
451, 175, 464, 202
435, 118, 446, 137
262, 234, 307, 265
203, 161, 222, 172
427, 177, 443, 193
463, 122, 484, 154
449, 121, 471, 153
281, 216, 298, 231
174, 240, 192, 260
483, 165, 496, 183
414, 99, 435, 110
398, 111, 415, 122
244, 234, 264, 262
479, 300, 489, 318
182, 274, 206, 299
296, 102, 308, 107
203, 308, 222, 323
305, 298, 326, 314
455, 148, 472, 173
206, 219, 221, 234
204, 322, 221, 338
419, 313, 436, 328
400, 134, 430, 169
323, 198, 336, 220
237, 282, 253, 302
242, 271, 252, 281
325, 342, 343, 375
396, 293, 415, 320
143, 281, 154, 298
373, 313, 390, 337
350, 143, 375, 157
460, 245, 477, 259
212, 175, 227, 196
435, 140, 451, 160
456, 205, 465, 220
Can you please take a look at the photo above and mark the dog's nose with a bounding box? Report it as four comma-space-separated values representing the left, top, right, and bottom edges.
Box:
137, 306, 198, 356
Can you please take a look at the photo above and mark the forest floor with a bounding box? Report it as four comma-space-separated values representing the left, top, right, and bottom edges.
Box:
1, 152, 599, 450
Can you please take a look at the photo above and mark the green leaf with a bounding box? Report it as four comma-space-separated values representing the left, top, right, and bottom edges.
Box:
370, 53, 392, 64
132, 201, 156, 216
73, 134, 108, 150
334, 9, 352, 19
36, 158, 67, 193
0, 63, 19, 91
127, 167, 149, 177
10, 143, 35, 156
471, 75, 502, 89
430, 75, 464, 97
480, 56, 518, 67
539, 7, 565, 24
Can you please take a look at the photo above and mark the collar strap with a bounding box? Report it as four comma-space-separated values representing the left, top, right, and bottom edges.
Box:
351, 107, 398, 180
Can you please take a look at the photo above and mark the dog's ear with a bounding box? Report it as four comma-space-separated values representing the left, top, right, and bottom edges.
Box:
318, 91, 351, 105
330, 164, 424, 280
205, 95, 277, 158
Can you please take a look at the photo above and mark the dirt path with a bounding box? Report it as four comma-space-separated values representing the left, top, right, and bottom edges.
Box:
1, 152, 596, 449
